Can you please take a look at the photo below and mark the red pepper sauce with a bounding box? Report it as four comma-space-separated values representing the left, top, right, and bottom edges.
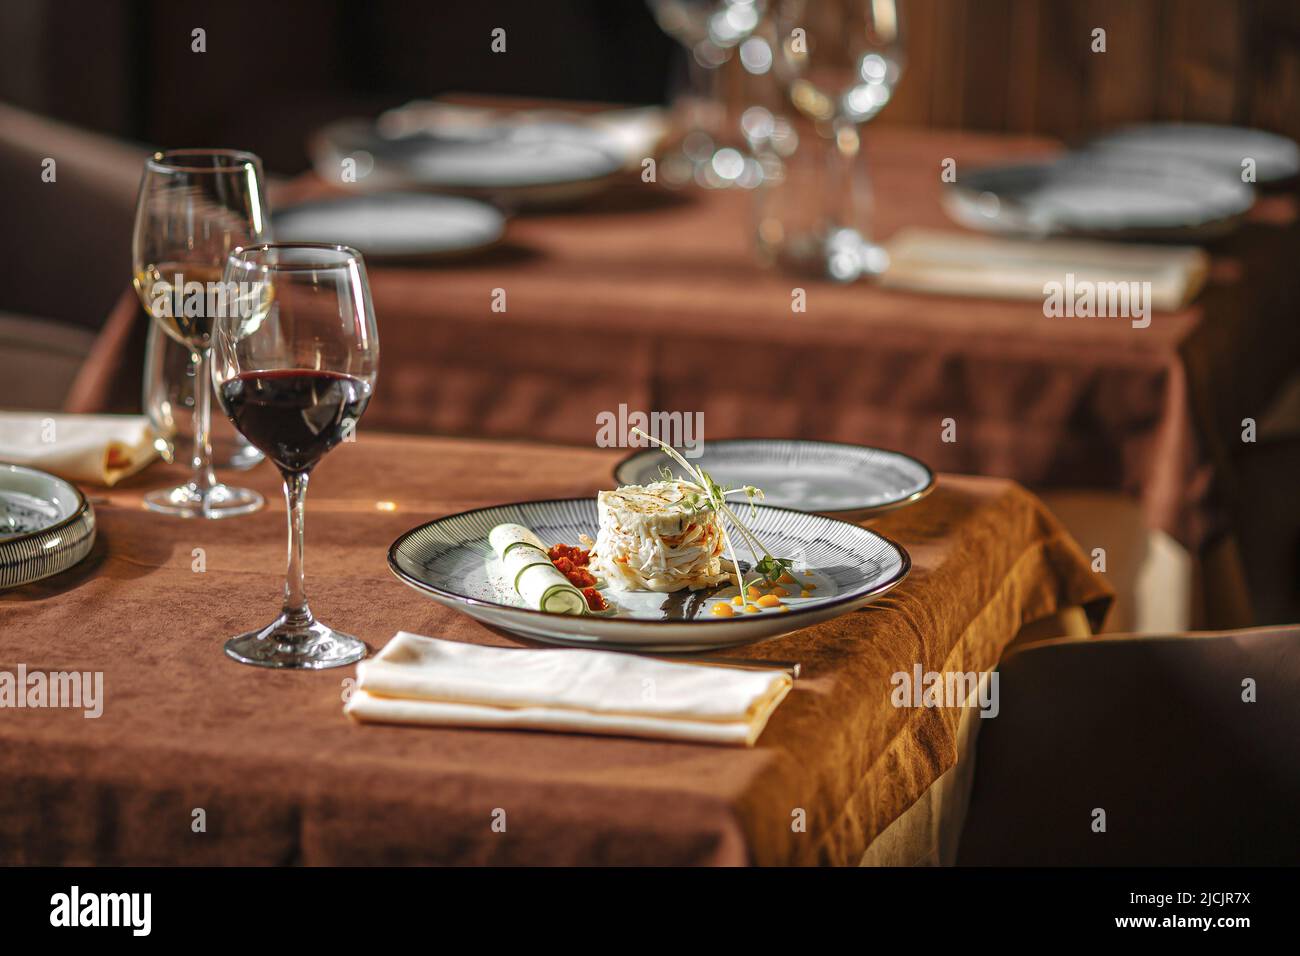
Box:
549, 544, 607, 611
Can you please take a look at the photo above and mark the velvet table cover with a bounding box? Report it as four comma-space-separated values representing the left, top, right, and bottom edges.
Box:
0, 433, 1110, 865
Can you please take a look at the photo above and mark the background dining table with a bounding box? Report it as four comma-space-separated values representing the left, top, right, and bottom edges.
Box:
68, 124, 1300, 566
0, 430, 1110, 865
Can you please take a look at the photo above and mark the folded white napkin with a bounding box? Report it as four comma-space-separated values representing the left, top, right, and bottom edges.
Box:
880, 227, 1208, 310
0, 412, 157, 486
345, 632, 793, 746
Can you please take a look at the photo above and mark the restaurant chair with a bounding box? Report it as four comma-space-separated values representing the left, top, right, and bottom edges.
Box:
0, 100, 146, 409
956, 625, 1300, 865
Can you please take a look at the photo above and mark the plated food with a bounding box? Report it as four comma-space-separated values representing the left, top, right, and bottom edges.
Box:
590, 479, 731, 592
389, 433, 910, 650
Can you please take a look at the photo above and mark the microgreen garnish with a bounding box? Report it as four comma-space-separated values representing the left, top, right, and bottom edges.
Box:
632, 428, 794, 593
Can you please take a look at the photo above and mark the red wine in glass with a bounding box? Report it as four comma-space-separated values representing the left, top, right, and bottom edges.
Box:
213, 242, 379, 670
219, 370, 372, 476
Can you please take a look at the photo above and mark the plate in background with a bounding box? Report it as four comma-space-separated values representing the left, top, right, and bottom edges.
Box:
0, 464, 96, 589
389, 498, 910, 652
945, 154, 1255, 240
615, 439, 935, 522
310, 118, 625, 206
273, 193, 505, 261
1087, 123, 1300, 184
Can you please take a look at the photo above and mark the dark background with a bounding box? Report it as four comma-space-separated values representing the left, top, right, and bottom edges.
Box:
2, 0, 1299, 174
0, 0, 677, 173
0, 0, 1296, 624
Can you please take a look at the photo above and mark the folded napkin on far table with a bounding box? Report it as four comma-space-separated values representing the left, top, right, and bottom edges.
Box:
880, 227, 1209, 310
345, 632, 793, 746
0, 412, 156, 486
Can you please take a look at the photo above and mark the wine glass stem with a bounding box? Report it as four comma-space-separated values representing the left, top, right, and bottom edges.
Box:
281, 471, 313, 628
190, 347, 218, 496
824, 118, 866, 236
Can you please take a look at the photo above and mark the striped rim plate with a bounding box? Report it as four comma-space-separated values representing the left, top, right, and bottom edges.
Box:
388, 498, 909, 652
614, 439, 934, 521
0, 465, 96, 590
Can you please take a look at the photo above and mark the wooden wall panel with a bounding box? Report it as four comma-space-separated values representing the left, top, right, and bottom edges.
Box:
875, 0, 1300, 144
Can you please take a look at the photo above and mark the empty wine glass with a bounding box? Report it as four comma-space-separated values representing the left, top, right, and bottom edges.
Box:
213, 243, 379, 669
143, 320, 263, 470
131, 149, 269, 517
648, 0, 772, 187
770, 0, 905, 279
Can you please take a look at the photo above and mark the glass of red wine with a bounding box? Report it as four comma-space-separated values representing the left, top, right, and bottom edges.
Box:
213, 243, 379, 669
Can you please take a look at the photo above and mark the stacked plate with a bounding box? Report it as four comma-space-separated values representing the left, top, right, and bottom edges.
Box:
0, 465, 96, 589
295, 104, 669, 260
309, 110, 632, 208
947, 123, 1298, 240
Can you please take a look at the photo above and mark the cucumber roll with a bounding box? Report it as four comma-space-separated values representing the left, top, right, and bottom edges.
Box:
489, 522, 586, 615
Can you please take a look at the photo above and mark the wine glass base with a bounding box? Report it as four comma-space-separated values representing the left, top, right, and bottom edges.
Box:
215, 441, 266, 472
143, 483, 264, 519
770, 229, 890, 282
225, 617, 367, 670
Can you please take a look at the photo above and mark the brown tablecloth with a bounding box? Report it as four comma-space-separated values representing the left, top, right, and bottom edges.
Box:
67, 127, 1300, 551
0, 433, 1110, 865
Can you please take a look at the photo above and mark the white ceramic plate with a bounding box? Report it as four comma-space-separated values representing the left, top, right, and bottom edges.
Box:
0, 464, 96, 589
615, 439, 934, 522
1088, 123, 1300, 184
388, 498, 910, 652
273, 193, 505, 261
310, 118, 624, 205
945, 154, 1255, 239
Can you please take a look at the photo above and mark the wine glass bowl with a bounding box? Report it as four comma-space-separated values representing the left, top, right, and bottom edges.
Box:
131, 148, 269, 518
648, 0, 772, 188
776, 0, 904, 126
766, 0, 905, 280
213, 243, 379, 670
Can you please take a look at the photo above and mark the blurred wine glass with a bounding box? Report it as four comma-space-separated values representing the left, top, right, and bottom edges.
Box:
131, 148, 269, 517
143, 320, 263, 470
769, 0, 905, 279
648, 0, 773, 188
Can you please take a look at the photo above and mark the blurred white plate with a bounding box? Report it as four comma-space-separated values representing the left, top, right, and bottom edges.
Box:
1088, 123, 1300, 184
945, 155, 1255, 240
273, 193, 505, 260
311, 117, 625, 206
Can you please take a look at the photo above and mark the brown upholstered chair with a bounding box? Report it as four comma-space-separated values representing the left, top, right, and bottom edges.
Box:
0, 101, 148, 410
957, 625, 1300, 865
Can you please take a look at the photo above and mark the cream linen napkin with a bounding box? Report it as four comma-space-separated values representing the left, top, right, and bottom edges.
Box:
0, 412, 156, 486
345, 632, 793, 746
879, 227, 1208, 310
